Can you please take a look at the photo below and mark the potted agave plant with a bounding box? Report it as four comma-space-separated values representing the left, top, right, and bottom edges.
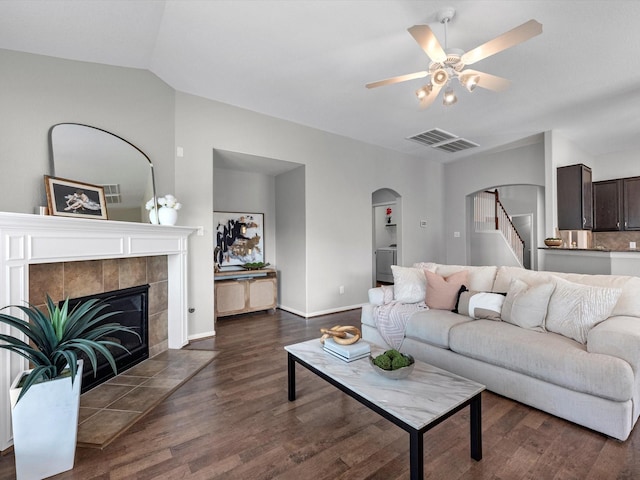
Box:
0, 295, 139, 480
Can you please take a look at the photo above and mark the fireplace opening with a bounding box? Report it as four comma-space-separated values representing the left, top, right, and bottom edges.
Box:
64, 284, 150, 393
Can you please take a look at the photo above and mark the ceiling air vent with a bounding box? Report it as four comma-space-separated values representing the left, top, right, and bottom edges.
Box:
407, 128, 457, 147
432, 138, 479, 153
407, 128, 479, 153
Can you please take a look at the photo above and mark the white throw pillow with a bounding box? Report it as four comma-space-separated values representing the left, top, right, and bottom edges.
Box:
391, 265, 426, 303
501, 279, 554, 332
546, 277, 622, 344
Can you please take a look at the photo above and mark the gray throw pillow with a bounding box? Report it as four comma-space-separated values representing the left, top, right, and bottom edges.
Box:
501, 279, 554, 332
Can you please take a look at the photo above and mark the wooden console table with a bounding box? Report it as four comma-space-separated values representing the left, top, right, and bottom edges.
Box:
214, 268, 278, 319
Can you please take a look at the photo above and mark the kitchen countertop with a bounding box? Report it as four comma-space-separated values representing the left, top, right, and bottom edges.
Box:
539, 247, 640, 253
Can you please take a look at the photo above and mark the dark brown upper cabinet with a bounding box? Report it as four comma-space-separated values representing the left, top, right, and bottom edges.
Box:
593, 176, 640, 231
593, 180, 622, 231
557, 164, 592, 230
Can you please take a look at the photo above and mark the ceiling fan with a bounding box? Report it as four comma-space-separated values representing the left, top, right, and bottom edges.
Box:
366, 8, 542, 108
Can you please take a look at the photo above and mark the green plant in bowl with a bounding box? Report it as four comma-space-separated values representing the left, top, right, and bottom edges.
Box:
242, 262, 270, 270
370, 349, 415, 379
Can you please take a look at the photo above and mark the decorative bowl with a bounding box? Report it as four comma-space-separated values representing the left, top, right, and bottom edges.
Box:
369, 354, 415, 380
544, 238, 563, 247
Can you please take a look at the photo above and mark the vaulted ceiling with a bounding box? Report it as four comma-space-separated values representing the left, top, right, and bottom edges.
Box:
2, 1, 639, 163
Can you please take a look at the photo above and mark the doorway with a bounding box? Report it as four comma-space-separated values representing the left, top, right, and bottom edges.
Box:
372, 188, 402, 287
511, 214, 534, 269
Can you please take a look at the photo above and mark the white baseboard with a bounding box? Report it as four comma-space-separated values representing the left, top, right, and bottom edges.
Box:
278, 303, 366, 319
188, 330, 216, 341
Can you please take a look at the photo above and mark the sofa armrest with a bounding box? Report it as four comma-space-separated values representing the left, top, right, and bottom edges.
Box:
588, 316, 640, 373
368, 287, 385, 305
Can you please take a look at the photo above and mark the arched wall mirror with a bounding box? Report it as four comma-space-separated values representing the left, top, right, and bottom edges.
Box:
49, 123, 157, 223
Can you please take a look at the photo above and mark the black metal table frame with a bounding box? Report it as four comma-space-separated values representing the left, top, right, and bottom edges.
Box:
287, 352, 482, 480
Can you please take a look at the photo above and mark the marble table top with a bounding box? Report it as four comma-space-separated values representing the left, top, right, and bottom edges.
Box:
285, 339, 485, 430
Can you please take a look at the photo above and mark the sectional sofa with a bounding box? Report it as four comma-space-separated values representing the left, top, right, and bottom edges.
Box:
361, 262, 640, 441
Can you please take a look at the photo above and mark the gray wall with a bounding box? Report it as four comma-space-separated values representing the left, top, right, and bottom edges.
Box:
444, 139, 546, 265
212, 166, 277, 265
0, 49, 176, 213
592, 150, 640, 181
1, 48, 445, 336
275, 166, 306, 314
174, 91, 446, 321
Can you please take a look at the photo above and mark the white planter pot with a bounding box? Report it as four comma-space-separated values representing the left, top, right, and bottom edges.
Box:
10, 360, 83, 480
158, 206, 178, 225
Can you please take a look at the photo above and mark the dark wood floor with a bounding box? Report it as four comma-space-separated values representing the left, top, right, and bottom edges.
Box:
2, 308, 640, 479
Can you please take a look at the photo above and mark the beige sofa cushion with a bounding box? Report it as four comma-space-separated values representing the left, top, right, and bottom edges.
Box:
449, 320, 634, 402
588, 316, 640, 374
493, 266, 640, 319
493, 266, 553, 292
404, 309, 471, 348
414, 263, 498, 292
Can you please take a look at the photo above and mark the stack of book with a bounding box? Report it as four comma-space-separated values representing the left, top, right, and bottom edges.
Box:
323, 338, 370, 362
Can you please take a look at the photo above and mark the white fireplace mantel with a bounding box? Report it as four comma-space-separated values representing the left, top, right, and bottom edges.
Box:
0, 212, 197, 450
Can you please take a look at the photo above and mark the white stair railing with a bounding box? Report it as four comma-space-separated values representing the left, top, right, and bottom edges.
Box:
474, 191, 524, 266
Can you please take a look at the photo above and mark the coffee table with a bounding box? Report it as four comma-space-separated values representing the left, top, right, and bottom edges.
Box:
285, 339, 485, 480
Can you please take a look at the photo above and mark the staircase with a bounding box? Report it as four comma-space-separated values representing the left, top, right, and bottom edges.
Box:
473, 190, 525, 267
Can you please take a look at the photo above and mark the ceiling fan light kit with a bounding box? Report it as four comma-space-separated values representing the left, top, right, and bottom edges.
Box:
442, 88, 457, 106
460, 73, 480, 92
431, 68, 448, 86
366, 8, 542, 109
415, 83, 432, 100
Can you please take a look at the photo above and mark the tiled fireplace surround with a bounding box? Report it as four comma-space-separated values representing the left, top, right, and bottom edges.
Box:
29, 257, 169, 359
0, 212, 196, 451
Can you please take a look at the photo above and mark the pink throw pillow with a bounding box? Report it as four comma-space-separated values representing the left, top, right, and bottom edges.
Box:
424, 270, 469, 310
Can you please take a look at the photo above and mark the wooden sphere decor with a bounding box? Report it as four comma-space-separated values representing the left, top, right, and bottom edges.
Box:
319, 325, 361, 345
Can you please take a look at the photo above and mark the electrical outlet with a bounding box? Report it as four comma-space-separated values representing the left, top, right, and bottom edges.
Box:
339, 285, 345, 295
631, 242, 637, 250
420, 220, 427, 228
454, 231, 460, 238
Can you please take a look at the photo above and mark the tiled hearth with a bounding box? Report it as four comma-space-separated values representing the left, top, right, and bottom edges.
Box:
77, 348, 216, 449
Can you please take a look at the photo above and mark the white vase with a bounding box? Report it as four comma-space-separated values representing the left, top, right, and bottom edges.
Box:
10, 361, 83, 480
158, 206, 178, 226
148, 209, 159, 224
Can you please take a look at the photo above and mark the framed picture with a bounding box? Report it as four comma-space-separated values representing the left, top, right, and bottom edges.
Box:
44, 175, 108, 220
214, 211, 264, 266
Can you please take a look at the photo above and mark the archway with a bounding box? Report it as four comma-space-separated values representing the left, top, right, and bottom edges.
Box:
466, 184, 544, 270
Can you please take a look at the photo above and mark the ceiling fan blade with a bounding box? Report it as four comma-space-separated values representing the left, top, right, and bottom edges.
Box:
419, 83, 443, 109
461, 19, 542, 65
461, 69, 511, 92
408, 25, 447, 63
365, 71, 428, 89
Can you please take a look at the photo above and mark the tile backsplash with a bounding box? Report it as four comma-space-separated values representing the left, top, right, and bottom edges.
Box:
593, 231, 640, 250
